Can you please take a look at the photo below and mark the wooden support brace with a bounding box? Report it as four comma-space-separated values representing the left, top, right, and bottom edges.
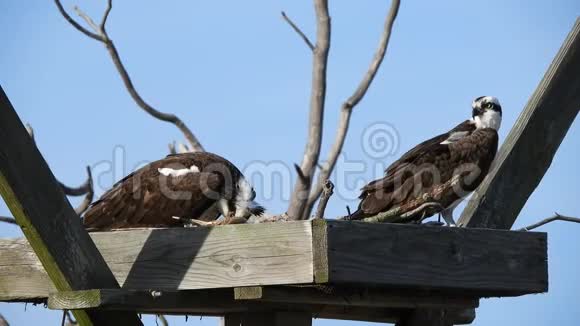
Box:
0, 86, 141, 325
459, 18, 580, 229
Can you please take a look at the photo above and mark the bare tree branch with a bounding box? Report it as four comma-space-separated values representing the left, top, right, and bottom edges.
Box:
281, 11, 315, 51
313, 180, 334, 219
517, 213, 580, 232
0, 217, 17, 225
286, 0, 331, 220
53, 0, 103, 41
74, 166, 94, 215
73, 6, 100, 34
302, 0, 401, 219
53, 0, 205, 152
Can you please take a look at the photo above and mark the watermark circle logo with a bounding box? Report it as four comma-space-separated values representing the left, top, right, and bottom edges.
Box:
361, 122, 400, 159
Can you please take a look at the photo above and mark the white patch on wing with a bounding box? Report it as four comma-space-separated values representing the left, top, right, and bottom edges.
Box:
440, 131, 470, 145
158, 165, 200, 177
473, 110, 501, 130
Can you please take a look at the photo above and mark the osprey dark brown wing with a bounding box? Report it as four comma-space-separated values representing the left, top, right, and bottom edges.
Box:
83, 161, 225, 230
83, 152, 264, 231
349, 95, 502, 225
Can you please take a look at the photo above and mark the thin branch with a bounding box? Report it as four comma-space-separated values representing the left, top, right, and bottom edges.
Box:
157, 315, 169, 326
73, 6, 100, 34
302, 0, 401, 219
74, 166, 94, 215
53, 0, 103, 41
287, 0, 331, 220
53, 0, 204, 152
313, 180, 334, 219
281, 11, 315, 51
517, 213, 580, 232
26, 123, 94, 207
100, 0, 113, 34
0, 217, 17, 225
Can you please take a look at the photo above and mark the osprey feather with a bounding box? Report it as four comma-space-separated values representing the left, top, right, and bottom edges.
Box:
347, 96, 502, 226
83, 152, 264, 230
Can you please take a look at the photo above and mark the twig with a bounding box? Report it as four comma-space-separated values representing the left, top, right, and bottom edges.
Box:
53, 0, 103, 41
53, 0, 204, 152
302, 0, 401, 219
281, 11, 315, 51
25, 123, 94, 213
287, 0, 331, 220
313, 180, 334, 219
73, 6, 100, 34
157, 315, 169, 326
517, 213, 580, 231
74, 167, 94, 215
0, 216, 18, 225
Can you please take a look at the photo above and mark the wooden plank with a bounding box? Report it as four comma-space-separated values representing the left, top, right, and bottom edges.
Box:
458, 18, 580, 229
48, 289, 236, 313
311, 219, 329, 283
0, 86, 141, 325
326, 221, 547, 296
0, 222, 314, 301
234, 286, 479, 309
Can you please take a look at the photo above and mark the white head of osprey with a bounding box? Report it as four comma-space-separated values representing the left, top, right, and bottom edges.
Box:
88, 96, 500, 206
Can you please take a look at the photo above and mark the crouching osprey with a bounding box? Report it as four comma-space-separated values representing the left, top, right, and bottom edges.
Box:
347, 96, 502, 226
83, 152, 264, 230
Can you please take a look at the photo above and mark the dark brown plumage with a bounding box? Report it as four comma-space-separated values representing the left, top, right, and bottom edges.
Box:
349, 96, 502, 225
84, 152, 263, 230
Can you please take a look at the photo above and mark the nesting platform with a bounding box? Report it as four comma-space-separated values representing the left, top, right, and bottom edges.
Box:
0, 220, 547, 324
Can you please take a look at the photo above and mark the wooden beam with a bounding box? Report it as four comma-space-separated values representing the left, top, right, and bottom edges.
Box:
234, 286, 479, 309
459, 18, 580, 229
0, 86, 141, 325
0, 221, 547, 301
323, 221, 547, 296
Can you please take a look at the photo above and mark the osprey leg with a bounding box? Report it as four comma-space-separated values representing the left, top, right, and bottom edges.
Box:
441, 208, 457, 227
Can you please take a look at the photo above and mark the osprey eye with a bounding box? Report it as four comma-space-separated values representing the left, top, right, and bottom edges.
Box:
485, 102, 494, 109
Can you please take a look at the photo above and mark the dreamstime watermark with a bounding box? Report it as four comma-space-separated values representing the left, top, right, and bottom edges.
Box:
87, 122, 483, 205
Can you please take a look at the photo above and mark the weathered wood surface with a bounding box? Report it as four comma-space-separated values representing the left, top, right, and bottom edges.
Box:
0, 86, 141, 325
323, 221, 547, 296
459, 18, 580, 229
0, 222, 313, 301
234, 286, 479, 309
0, 220, 547, 301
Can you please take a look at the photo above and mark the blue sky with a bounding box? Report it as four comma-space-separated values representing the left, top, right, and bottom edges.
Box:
1, 1, 579, 325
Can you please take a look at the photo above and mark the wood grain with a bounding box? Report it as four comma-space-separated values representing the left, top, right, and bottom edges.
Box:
234, 286, 479, 309
459, 18, 580, 229
326, 221, 548, 296
0, 221, 314, 301
0, 86, 141, 325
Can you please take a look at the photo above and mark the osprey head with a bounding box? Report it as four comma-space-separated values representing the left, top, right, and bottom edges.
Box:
472, 96, 502, 130
221, 177, 265, 219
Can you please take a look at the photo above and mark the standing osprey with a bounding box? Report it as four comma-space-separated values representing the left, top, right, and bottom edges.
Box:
347, 96, 501, 226
83, 152, 264, 230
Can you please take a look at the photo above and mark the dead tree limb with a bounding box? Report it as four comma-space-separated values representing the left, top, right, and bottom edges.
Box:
25, 124, 95, 214
302, 0, 400, 219
281, 11, 315, 51
0, 216, 17, 225
517, 213, 580, 232
313, 180, 334, 219
53, 0, 204, 152
286, 0, 331, 220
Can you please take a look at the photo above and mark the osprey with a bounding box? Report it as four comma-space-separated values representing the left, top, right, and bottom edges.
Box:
83, 152, 264, 230
347, 96, 502, 226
